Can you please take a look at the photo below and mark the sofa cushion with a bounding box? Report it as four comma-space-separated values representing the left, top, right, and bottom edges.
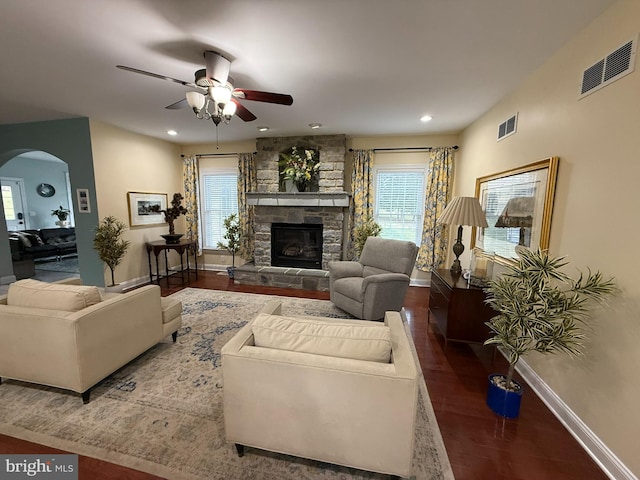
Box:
252, 313, 392, 363
7, 279, 101, 312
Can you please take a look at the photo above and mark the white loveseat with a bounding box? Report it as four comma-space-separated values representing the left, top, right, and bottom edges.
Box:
0, 279, 181, 403
221, 300, 419, 478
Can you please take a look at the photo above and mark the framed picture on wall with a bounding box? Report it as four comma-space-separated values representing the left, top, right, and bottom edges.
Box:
127, 192, 167, 227
472, 157, 559, 262
76, 188, 91, 213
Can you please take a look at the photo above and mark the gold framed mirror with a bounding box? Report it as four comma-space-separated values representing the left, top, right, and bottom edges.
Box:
472, 157, 559, 262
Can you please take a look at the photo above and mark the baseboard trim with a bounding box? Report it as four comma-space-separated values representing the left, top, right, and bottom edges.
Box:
1, 275, 17, 285
515, 358, 636, 480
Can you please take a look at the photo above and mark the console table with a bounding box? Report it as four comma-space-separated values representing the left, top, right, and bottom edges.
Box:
428, 268, 494, 351
145, 239, 198, 286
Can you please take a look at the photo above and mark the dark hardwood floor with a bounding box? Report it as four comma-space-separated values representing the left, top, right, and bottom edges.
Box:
0, 271, 607, 480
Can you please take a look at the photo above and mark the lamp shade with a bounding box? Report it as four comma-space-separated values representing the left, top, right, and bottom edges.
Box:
186, 91, 205, 110
437, 196, 488, 228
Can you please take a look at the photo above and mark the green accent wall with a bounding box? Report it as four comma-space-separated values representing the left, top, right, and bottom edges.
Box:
0, 118, 103, 286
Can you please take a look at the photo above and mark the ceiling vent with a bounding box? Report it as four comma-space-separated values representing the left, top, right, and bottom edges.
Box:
579, 36, 637, 98
497, 113, 518, 141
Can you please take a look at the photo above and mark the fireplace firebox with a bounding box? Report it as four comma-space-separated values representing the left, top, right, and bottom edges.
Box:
271, 223, 323, 269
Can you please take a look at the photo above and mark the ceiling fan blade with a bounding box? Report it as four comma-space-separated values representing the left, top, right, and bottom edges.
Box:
204, 51, 230, 85
116, 65, 200, 89
232, 99, 257, 122
234, 89, 293, 105
165, 98, 188, 110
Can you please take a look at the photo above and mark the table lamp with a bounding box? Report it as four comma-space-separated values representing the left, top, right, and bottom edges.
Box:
437, 196, 488, 275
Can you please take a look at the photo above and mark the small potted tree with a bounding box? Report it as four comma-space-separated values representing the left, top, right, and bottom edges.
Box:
217, 214, 242, 278
483, 248, 617, 418
93, 216, 130, 289
151, 193, 187, 244
352, 217, 381, 259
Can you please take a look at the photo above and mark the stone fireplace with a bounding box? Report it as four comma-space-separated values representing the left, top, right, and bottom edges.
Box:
235, 134, 349, 290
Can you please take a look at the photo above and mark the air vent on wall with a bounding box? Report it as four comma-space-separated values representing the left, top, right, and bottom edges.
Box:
497, 113, 518, 141
579, 36, 637, 98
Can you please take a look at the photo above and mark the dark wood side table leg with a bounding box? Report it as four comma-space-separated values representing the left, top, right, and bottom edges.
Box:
147, 248, 153, 283
194, 244, 199, 279
185, 248, 191, 284
180, 250, 185, 285
164, 250, 169, 280
155, 254, 161, 285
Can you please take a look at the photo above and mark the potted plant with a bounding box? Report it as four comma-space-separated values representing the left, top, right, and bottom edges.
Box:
151, 193, 187, 244
352, 217, 381, 259
93, 216, 130, 289
51, 205, 71, 227
483, 248, 617, 418
217, 213, 242, 278
278, 146, 320, 192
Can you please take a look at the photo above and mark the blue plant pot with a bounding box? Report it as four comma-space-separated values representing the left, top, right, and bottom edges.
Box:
487, 374, 523, 419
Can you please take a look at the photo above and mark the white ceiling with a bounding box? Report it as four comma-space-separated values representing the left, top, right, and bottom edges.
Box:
0, 0, 616, 145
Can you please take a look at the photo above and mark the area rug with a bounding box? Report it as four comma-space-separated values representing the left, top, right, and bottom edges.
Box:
0, 288, 454, 480
34, 256, 79, 273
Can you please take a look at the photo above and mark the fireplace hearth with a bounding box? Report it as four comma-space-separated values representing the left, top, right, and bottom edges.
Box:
271, 223, 323, 269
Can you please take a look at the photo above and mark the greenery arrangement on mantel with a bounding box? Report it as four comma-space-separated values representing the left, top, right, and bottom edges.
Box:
484, 248, 618, 393
278, 146, 320, 192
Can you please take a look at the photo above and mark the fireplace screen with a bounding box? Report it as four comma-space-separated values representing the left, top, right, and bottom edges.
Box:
271, 223, 323, 269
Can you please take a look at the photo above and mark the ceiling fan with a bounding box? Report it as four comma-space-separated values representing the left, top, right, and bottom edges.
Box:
117, 50, 293, 125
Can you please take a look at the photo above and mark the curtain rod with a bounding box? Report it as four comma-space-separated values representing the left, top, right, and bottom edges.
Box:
181, 151, 257, 158
348, 145, 458, 152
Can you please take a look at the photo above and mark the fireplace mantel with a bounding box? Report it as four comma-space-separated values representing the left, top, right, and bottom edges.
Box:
246, 192, 350, 207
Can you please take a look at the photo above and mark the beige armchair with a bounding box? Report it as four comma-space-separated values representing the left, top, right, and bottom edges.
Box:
222, 300, 419, 478
328, 237, 418, 320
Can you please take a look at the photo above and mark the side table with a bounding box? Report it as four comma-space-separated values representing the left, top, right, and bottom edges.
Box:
428, 268, 494, 351
145, 239, 198, 286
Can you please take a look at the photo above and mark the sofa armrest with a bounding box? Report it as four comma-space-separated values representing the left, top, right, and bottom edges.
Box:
69, 285, 163, 391
327, 260, 364, 279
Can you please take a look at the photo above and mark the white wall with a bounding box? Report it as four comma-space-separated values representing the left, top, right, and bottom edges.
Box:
456, 0, 640, 474
90, 120, 182, 286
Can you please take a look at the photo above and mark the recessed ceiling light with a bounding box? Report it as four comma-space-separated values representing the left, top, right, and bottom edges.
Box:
257, 126, 269, 132
309, 123, 322, 129
166, 130, 178, 136
420, 115, 433, 123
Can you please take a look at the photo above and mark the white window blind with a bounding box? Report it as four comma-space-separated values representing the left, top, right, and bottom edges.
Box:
201, 171, 238, 249
374, 168, 426, 245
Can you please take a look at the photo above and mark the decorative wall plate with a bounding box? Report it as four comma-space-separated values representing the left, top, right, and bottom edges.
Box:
37, 183, 55, 197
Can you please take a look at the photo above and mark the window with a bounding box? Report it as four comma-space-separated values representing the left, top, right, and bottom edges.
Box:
374, 167, 426, 245
200, 169, 238, 249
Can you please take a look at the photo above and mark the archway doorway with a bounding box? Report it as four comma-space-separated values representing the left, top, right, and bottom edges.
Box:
1, 151, 79, 283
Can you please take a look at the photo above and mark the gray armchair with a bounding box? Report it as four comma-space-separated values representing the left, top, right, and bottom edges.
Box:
328, 237, 418, 321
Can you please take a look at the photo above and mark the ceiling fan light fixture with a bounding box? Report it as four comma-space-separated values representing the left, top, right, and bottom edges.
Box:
186, 91, 205, 112
309, 123, 322, 129
222, 101, 237, 117
211, 85, 232, 105
166, 130, 178, 136
420, 115, 433, 123
257, 126, 269, 132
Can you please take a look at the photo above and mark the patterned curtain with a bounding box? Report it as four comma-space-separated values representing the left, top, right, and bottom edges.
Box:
347, 149, 374, 259
237, 152, 257, 261
416, 147, 454, 271
183, 155, 202, 255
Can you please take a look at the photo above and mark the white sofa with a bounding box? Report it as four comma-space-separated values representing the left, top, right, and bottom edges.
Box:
221, 300, 419, 478
0, 278, 182, 403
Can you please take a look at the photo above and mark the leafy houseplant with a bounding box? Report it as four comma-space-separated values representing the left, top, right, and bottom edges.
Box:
151, 193, 187, 243
51, 205, 70, 223
278, 146, 320, 192
93, 216, 130, 287
352, 218, 381, 259
217, 214, 242, 278
483, 248, 617, 418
